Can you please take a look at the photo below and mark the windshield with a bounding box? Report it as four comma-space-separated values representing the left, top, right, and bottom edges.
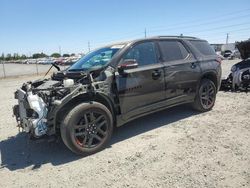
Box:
68, 47, 121, 71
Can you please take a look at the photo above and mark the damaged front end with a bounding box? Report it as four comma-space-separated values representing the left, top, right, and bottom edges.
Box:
13, 68, 114, 139
13, 78, 72, 138
14, 87, 48, 137
221, 40, 250, 91
12, 45, 123, 140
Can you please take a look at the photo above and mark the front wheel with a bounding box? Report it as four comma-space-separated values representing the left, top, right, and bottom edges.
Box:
60, 102, 113, 155
192, 79, 217, 112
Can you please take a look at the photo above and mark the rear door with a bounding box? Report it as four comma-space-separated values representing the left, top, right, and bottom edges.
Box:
158, 40, 201, 101
116, 41, 165, 119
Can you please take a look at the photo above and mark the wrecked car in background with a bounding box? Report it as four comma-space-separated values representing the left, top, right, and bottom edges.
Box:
221, 39, 250, 91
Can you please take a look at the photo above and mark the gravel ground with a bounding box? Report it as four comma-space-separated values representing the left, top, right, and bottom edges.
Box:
0, 60, 249, 188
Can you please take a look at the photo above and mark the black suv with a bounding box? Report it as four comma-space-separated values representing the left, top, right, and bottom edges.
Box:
13, 36, 221, 155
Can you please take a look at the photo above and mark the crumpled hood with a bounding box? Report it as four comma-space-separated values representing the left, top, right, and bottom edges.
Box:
236, 39, 250, 59
51, 67, 107, 82
52, 70, 87, 81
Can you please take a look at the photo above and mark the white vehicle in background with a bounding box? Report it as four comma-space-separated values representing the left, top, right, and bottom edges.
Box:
221, 43, 237, 59
26, 59, 37, 64
37, 58, 47, 64
223, 50, 233, 59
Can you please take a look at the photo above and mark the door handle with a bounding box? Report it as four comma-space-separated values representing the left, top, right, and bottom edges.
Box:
152, 70, 161, 80
191, 63, 197, 69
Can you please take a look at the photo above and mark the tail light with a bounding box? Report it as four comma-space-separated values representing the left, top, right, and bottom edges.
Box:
216, 57, 222, 64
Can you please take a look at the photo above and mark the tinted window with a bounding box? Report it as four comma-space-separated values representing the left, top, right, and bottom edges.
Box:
69, 47, 120, 71
189, 40, 215, 56
159, 41, 189, 62
123, 42, 157, 66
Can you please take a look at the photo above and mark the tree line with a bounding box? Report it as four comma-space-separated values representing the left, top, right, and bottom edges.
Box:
0, 53, 76, 61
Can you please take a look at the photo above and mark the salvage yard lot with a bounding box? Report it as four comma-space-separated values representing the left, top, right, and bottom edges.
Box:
0, 60, 249, 188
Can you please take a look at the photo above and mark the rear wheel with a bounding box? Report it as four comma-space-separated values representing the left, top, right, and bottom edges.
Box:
192, 79, 217, 112
60, 102, 113, 155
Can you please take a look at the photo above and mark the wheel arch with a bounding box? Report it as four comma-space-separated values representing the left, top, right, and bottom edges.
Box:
54, 93, 117, 132
200, 71, 219, 90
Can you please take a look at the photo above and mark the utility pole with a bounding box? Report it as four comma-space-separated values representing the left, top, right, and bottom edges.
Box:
59, 45, 62, 56
88, 41, 91, 52
1, 60, 6, 78
226, 33, 229, 44
144, 28, 147, 38
35, 59, 39, 75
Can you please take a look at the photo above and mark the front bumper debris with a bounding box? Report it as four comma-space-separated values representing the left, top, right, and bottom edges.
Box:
13, 88, 48, 137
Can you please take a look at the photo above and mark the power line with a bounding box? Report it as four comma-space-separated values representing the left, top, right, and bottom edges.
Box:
84, 8, 250, 50
199, 35, 249, 42
196, 32, 249, 42
89, 31, 143, 46
193, 27, 250, 37
91, 32, 143, 46
91, 8, 250, 46
92, 21, 250, 47
149, 14, 250, 34
85, 8, 250, 48
148, 8, 250, 31
182, 22, 250, 35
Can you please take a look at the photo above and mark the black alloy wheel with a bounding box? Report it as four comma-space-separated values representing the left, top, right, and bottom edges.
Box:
192, 78, 217, 112
74, 111, 108, 148
199, 81, 216, 110
61, 102, 113, 155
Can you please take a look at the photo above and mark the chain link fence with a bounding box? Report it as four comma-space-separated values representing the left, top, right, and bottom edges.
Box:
0, 61, 68, 78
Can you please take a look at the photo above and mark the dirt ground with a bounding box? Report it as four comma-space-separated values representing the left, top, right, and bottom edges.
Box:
0, 60, 249, 188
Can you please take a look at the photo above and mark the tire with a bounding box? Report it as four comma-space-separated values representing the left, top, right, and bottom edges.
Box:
60, 102, 113, 155
192, 78, 217, 112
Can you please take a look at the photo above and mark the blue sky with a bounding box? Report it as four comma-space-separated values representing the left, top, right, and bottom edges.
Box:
1, 0, 250, 55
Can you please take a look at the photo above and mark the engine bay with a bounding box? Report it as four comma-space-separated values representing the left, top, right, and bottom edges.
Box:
12, 65, 115, 139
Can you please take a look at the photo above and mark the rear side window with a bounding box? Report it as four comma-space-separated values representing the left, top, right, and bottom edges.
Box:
159, 41, 189, 62
189, 40, 215, 56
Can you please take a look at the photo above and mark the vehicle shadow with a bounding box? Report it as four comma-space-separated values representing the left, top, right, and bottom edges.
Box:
0, 104, 198, 171
111, 104, 198, 144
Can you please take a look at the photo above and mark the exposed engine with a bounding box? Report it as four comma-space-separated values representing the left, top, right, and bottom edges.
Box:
13, 67, 112, 138
13, 78, 73, 137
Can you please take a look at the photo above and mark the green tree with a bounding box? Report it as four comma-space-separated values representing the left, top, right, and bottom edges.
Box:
32, 53, 40, 59
0, 53, 4, 61
51, 53, 61, 58
5, 54, 12, 61
70, 53, 75, 56
32, 53, 47, 59
20, 54, 27, 59
63, 54, 70, 57
13, 53, 20, 60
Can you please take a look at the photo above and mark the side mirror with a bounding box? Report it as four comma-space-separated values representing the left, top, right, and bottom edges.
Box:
118, 59, 138, 74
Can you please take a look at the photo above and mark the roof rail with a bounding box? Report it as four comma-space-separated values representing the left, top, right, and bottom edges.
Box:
155, 35, 199, 39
